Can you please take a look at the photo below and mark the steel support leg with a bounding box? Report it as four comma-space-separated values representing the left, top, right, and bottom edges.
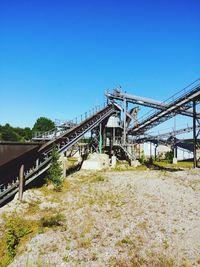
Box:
193, 100, 197, 168
123, 98, 127, 145
154, 145, 157, 160
99, 123, 102, 154
18, 164, 24, 202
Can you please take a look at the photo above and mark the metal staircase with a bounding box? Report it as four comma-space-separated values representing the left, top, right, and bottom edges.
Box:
0, 104, 117, 205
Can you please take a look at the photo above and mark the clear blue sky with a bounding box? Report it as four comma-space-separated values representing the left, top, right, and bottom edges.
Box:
0, 0, 199, 128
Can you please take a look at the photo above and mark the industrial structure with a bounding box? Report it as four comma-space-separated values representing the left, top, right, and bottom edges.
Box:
0, 79, 200, 205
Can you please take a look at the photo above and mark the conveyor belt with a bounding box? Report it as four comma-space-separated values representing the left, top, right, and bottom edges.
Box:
0, 104, 116, 205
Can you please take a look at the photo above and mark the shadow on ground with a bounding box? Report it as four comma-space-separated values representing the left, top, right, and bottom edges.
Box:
145, 160, 183, 172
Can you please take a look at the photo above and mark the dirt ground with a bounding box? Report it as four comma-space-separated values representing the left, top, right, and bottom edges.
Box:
1, 168, 200, 267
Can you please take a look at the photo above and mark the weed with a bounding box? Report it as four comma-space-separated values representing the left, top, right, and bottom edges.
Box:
63, 255, 69, 262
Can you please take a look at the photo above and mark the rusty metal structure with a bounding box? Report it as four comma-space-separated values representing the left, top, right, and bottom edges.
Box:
0, 79, 200, 205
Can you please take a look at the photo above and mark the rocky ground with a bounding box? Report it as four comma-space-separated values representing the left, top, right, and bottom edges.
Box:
0, 168, 200, 267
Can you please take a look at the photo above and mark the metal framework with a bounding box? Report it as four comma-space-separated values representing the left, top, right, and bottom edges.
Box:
128, 82, 200, 135
135, 124, 200, 143
192, 99, 200, 167
1, 80, 200, 205
0, 104, 117, 205
106, 87, 200, 119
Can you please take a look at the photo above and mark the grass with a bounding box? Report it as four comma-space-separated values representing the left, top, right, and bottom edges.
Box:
77, 173, 108, 183
154, 160, 194, 169
39, 213, 65, 228
108, 160, 148, 172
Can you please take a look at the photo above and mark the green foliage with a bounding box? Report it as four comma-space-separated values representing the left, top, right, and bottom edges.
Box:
0, 117, 54, 142
63, 255, 69, 262
14, 127, 32, 140
165, 151, 173, 163
32, 117, 55, 134
0, 214, 39, 267
48, 147, 63, 190
139, 154, 146, 164
40, 213, 65, 228
0, 124, 21, 141
0, 124, 31, 142
5, 215, 31, 259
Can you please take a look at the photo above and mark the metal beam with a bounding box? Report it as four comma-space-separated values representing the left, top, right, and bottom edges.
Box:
106, 90, 200, 119
129, 83, 200, 135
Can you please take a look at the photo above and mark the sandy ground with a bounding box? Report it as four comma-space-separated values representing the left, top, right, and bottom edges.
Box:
1, 168, 200, 266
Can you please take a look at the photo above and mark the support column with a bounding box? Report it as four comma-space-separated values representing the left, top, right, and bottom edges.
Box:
18, 164, 25, 202
193, 100, 197, 168
173, 146, 178, 164
154, 145, 157, 161
123, 98, 127, 145
36, 158, 39, 170
150, 142, 152, 158
99, 123, 102, 154
113, 127, 115, 145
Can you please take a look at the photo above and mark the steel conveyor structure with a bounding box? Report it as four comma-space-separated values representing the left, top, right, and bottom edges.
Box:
0, 104, 117, 205
128, 82, 200, 135
135, 124, 200, 143
106, 84, 200, 119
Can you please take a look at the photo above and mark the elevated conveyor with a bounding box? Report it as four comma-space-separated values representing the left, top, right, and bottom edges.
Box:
0, 104, 117, 205
129, 82, 200, 135
106, 83, 200, 119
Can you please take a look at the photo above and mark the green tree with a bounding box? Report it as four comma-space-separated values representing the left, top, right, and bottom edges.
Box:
14, 127, 32, 141
32, 117, 55, 134
0, 124, 20, 141
165, 151, 173, 163
48, 146, 63, 190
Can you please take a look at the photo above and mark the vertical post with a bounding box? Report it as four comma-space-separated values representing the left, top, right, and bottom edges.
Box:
123, 98, 127, 145
113, 127, 115, 145
36, 158, 39, 170
193, 100, 197, 168
18, 164, 24, 202
154, 145, 157, 160
99, 123, 102, 154
150, 142, 152, 158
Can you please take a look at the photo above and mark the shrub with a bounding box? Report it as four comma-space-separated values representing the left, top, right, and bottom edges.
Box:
165, 151, 173, 163
48, 146, 63, 190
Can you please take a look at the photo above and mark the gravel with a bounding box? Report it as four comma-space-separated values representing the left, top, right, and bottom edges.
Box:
1, 168, 199, 266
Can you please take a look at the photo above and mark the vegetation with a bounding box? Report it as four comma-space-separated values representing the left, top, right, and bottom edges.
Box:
165, 151, 174, 163
0, 214, 36, 267
32, 117, 55, 135
40, 213, 65, 228
0, 117, 55, 142
47, 146, 63, 190
0, 124, 32, 142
